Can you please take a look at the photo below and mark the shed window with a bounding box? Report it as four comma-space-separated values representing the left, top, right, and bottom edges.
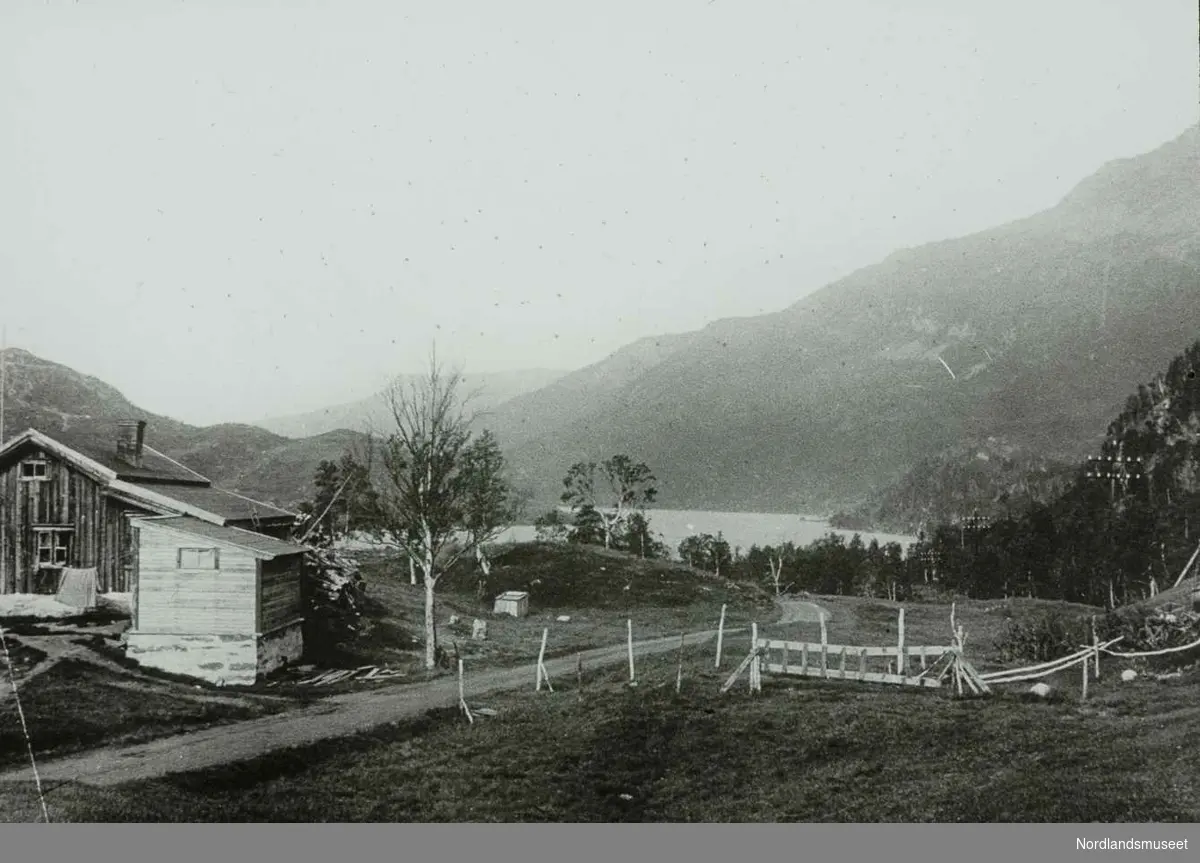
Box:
35, 530, 71, 567
20, 460, 49, 481
177, 547, 220, 569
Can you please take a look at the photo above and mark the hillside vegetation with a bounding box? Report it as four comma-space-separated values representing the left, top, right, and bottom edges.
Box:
906, 339, 1200, 607
488, 124, 1200, 516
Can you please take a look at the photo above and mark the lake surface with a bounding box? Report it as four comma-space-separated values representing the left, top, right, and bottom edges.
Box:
493, 509, 917, 557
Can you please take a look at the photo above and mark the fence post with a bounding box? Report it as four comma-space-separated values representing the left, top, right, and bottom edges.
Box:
897, 607, 907, 677
675, 631, 686, 694
715, 604, 727, 669
819, 612, 828, 679
1091, 616, 1100, 680
627, 619, 636, 684
1081, 650, 1089, 702
750, 622, 760, 692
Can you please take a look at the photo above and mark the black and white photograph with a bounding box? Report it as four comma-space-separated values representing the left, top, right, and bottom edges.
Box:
1, 0, 1199, 839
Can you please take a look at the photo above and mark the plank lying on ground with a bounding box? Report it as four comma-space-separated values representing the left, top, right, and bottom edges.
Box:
760, 640, 957, 658
314, 669, 357, 685
762, 663, 943, 688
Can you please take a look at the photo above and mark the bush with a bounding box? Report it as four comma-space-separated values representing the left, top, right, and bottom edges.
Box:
998, 609, 1091, 664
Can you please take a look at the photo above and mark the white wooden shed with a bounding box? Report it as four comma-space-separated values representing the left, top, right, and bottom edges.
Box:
493, 590, 530, 618
126, 515, 308, 685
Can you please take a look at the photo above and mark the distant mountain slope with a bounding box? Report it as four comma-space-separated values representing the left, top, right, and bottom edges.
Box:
0, 348, 354, 508
491, 123, 1200, 515
830, 437, 1079, 535
256, 368, 568, 438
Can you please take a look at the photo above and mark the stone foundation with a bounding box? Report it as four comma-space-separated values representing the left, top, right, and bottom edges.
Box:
126, 622, 305, 686
258, 621, 304, 677
125, 632, 257, 685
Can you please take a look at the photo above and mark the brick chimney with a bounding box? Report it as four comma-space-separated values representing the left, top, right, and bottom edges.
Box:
116, 420, 146, 468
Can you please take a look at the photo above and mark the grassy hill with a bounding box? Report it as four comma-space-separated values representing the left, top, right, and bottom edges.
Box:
313, 542, 778, 672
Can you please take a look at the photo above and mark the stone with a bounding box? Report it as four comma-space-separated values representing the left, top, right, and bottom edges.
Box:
472, 619, 488, 640
1029, 682, 1052, 698
449, 615, 460, 625
556, 615, 571, 623
1121, 669, 1138, 682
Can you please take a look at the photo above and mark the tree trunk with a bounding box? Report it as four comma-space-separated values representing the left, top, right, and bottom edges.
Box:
409, 556, 417, 586
422, 520, 438, 670
423, 574, 437, 669
476, 547, 491, 600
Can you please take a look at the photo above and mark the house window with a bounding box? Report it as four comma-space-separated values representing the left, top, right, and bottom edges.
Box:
34, 530, 71, 567
177, 547, 220, 570
20, 460, 49, 481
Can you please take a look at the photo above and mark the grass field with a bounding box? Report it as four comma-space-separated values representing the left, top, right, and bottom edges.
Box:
3, 545, 1195, 822
3, 641, 1196, 823
288, 543, 779, 684
0, 659, 295, 770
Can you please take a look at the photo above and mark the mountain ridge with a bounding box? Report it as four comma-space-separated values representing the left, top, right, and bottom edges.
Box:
485, 122, 1200, 515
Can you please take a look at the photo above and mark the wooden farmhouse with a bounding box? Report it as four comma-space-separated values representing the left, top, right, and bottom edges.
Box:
0, 420, 310, 685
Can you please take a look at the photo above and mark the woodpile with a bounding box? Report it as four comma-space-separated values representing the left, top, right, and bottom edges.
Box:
269, 665, 408, 687
1133, 603, 1200, 651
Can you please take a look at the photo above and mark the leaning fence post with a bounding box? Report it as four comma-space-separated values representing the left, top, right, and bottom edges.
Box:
715, 604, 727, 669
675, 631, 686, 694
458, 659, 474, 724
536, 627, 550, 692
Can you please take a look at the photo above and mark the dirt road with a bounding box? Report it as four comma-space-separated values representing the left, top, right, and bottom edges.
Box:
0, 630, 722, 788
0, 599, 827, 789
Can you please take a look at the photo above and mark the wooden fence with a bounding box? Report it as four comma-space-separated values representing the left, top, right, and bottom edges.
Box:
721, 605, 991, 696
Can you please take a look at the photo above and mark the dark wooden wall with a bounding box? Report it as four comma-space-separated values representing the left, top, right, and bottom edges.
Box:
258, 554, 304, 632
0, 447, 145, 594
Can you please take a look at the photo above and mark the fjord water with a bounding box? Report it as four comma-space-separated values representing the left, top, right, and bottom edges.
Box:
496, 509, 917, 556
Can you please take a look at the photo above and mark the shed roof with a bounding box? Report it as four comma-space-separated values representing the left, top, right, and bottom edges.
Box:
496, 591, 529, 601
131, 515, 309, 559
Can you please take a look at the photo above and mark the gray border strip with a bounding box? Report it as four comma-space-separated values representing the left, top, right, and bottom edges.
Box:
0, 824, 1195, 863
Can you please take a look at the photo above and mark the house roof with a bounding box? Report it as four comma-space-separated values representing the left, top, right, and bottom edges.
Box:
130, 515, 309, 559
24, 424, 210, 484
123, 482, 297, 524
0, 427, 298, 526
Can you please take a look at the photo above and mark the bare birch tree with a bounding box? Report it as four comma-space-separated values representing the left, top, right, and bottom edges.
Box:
369, 352, 517, 670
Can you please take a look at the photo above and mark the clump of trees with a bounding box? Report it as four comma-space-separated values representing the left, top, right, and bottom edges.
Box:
297, 352, 523, 670
718, 534, 914, 600
560, 455, 658, 549
532, 454, 668, 559
678, 532, 732, 576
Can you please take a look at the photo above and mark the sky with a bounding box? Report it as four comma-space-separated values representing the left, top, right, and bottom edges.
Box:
1, 0, 1197, 426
